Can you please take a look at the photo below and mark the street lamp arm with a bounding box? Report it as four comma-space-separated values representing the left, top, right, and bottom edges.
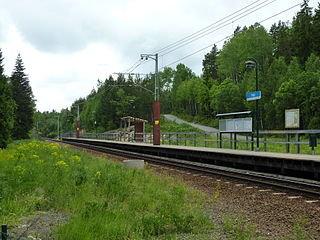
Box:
140, 54, 157, 61
247, 57, 257, 63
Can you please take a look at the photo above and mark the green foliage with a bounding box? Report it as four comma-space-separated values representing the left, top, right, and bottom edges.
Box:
0, 49, 15, 148
11, 54, 35, 140
293, 218, 314, 240
305, 53, 320, 72
270, 21, 292, 63
223, 217, 257, 240
36, 3, 320, 133
217, 25, 273, 82
291, 0, 313, 65
0, 140, 211, 238
210, 78, 245, 114
273, 71, 320, 129
176, 77, 209, 116
202, 44, 219, 85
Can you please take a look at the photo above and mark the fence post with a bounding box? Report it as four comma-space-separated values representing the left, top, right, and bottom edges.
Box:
286, 134, 290, 153
194, 133, 197, 147
1, 224, 8, 240
204, 133, 207, 147
176, 134, 179, 146
264, 135, 267, 152
251, 133, 254, 151
234, 133, 237, 149
230, 133, 233, 149
295, 134, 300, 154
219, 133, 222, 148
185, 134, 187, 146
246, 135, 249, 150
169, 133, 171, 145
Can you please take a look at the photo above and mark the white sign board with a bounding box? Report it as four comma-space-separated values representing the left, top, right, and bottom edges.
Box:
219, 118, 252, 132
285, 109, 300, 128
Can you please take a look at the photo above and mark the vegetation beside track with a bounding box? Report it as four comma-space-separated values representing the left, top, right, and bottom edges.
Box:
0, 140, 212, 239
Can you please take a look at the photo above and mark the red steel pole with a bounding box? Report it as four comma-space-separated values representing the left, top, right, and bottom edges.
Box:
153, 100, 160, 145
76, 120, 80, 138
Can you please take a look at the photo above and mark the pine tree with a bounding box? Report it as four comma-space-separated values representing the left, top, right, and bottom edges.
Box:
0, 49, 15, 148
202, 44, 219, 86
269, 21, 292, 63
291, 0, 313, 65
11, 54, 35, 139
312, 3, 320, 55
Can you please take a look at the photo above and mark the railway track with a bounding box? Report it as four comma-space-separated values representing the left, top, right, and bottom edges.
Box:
58, 138, 320, 199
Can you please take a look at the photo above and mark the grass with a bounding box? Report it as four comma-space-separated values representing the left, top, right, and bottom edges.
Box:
146, 116, 201, 133
0, 140, 212, 239
0, 140, 316, 239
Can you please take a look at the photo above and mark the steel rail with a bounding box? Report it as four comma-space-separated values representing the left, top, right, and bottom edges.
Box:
59, 139, 320, 198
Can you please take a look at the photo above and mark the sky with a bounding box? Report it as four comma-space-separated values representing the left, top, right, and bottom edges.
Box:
0, 0, 319, 112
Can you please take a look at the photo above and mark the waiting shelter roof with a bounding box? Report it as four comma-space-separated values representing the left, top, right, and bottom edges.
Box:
216, 111, 252, 118
121, 116, 148, 123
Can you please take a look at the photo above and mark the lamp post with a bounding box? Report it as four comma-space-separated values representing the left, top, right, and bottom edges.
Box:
245, 57, 260, 151
140, 53, 160, 145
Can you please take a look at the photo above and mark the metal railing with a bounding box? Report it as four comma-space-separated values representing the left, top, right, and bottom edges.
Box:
64, 130, 320, 155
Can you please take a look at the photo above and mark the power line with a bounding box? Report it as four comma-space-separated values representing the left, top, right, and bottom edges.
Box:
154, 0, 266, 54
121, 0, 272, 73
159, 0, 277, 57
161, 2, 303, 70
158, 0, 277, 55
128, 60, 147, 73
124, 59, 143, 73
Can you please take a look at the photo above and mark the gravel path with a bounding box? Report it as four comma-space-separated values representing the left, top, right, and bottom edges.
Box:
164, 114, 218, 132
163, 114, 247, 140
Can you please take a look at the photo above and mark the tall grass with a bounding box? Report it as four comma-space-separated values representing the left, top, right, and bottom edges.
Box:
0, 140, 211, 239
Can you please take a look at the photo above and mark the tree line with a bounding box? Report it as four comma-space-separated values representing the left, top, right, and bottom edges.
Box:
0, 51, 35, 148
36, 1, 320, 137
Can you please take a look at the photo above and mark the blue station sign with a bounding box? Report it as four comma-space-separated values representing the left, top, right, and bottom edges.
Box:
246, 91, 261, 101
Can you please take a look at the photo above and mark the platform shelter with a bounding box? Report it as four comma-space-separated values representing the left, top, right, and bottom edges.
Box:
120, 116, 148, 142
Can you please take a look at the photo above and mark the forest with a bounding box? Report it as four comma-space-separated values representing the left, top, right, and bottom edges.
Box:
33, 1, 320, 137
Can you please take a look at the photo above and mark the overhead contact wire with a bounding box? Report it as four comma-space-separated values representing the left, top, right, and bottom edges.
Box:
161, 2, 303, 69
123, 0, 271, 73
154, 0, 267, 54
159, 0, 277, 57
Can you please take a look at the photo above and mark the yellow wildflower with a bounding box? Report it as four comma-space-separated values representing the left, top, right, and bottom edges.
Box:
71, 155, 81, 162
56, 160, 68, 167
51, 152, 58, 157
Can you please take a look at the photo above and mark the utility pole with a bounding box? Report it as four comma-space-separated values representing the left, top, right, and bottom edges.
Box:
76, 105, 80, 138
140, 53, 160, 145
